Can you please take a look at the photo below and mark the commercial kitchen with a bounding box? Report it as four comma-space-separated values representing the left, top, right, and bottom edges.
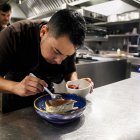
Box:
0, 0, 140, 139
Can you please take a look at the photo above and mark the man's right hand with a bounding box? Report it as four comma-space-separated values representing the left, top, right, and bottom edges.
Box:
12, 75, 48, 96
0, 75, 48, 97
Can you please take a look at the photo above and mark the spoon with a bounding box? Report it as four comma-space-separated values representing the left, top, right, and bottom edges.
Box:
29, 73, 62, 100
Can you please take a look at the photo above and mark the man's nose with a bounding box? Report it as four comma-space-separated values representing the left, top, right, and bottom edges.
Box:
5, 15, 10, 21
54, 55, 66, 64
54, 57, 63, 64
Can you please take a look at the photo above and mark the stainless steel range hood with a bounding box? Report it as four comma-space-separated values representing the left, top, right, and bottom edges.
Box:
9, 0, 111, 20
11, 0, 81, 19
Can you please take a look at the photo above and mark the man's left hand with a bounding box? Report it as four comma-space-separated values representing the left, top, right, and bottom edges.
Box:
83, 78, 94, 93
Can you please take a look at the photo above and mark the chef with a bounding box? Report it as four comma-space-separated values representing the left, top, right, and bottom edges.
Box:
0, 9, 93, 113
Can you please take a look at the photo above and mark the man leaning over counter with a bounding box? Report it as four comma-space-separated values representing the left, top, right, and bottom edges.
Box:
0, 9, 93, 113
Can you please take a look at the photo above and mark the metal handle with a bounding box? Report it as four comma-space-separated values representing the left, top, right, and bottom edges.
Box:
29, 73, 55, 97
44, 87, 55, 98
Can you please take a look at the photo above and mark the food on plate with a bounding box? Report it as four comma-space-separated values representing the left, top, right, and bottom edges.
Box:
45, 98, 78, 113
68, 84, 79, 89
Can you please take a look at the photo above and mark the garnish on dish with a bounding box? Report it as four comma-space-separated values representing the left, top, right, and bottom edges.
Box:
45, 98, 78, 114
68, 84, 79, 89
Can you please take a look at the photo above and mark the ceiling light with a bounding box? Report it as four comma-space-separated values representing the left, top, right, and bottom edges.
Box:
133, 0, 140, 4
19, 0, 22, 4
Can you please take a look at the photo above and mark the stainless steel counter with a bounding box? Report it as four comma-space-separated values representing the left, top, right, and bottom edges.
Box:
127, 55, 140, 65
76, 59, 130, 88
0, 76, 140, 140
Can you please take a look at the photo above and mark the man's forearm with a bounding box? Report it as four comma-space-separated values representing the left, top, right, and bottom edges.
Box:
65, 72, 78, 81
0, 75, 48, 97
0, 76, 17, 94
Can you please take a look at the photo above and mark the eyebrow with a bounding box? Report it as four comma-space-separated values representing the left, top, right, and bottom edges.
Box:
55, 48, 69, 57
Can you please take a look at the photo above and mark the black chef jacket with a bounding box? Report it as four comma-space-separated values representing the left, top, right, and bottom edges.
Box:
0, 20, 76, 113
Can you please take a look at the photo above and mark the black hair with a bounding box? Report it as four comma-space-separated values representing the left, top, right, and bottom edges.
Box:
0, 3, 11, 12
47, 9, 86, 48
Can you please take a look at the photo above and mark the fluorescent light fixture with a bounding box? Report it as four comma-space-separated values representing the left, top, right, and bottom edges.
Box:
85, 0, 137, 16
69, 0, 90, 6
19, 0, 22, 4
33, 7, 40, 14
133, 0, 140, 4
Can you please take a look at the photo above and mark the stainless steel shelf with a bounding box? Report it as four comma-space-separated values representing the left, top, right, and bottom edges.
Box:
94, 19, 140, 26
128, 45, 138, 48
85, 36, 108, 42
108, 34, 139, 37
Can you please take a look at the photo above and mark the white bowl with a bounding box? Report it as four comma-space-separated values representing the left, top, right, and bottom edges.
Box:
66, 78, 92, 98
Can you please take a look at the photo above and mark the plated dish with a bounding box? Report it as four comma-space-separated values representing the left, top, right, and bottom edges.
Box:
34, 93, 86, 124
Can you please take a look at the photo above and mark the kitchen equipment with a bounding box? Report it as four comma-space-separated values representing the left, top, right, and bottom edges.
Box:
85, 24, 107, 42
78, 9, 107, 23
29, 73, 62, 100
132, 27, 137, 34
34, 93, 86, 124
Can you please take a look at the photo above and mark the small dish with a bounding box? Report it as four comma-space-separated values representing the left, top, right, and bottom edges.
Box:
66, 78, 93, 98
34, 93, 86, 124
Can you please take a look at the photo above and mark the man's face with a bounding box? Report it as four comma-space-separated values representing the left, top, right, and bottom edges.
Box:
40, 25, 76, 64
0, 10, 11, 26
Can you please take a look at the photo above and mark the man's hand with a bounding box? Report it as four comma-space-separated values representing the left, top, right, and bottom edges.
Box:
83, 78, 94, 93
12, 75, 48, 96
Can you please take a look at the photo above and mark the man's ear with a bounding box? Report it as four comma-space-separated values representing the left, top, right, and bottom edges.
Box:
40, 25, 48, 38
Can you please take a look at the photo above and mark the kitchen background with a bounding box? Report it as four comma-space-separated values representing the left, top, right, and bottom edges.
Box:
1, 0, 139, 51
1, 0, 140, 90
3, 0, 138, 54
